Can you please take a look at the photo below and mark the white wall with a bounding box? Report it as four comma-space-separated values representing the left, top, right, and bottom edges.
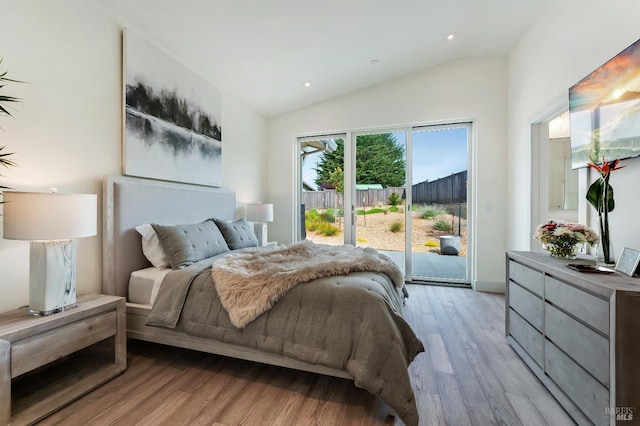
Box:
0, 0, 266, 312
267, 58, 508, 291
507, 0, 640, 258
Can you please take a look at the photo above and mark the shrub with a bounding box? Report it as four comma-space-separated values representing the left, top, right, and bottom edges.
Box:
389, 205, 399, 213
316, 222, 340, 236
320, 210, 335, 223
420, 204, 447, 220
434, 219, 452, 232
357, 208, 386, 215
305, 210, 320, 232
305, 209, 320, 220
390, 220, 403, 233
306, 220, 318, 232
324, 208, 344, 218
356, 237, 367, 243
424, 240, 439, 247
306, 209, 340, 233
388, 192, 401, 206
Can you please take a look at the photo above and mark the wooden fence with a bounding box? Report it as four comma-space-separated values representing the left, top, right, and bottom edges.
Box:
302, 170, 467, 210
302, 187, 404, 210
412, 170, 467, 205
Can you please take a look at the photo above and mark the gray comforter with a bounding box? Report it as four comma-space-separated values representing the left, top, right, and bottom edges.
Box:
147, 248, 424, 425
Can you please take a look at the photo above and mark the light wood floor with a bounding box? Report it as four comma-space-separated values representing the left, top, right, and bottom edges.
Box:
38, 285, 575, 426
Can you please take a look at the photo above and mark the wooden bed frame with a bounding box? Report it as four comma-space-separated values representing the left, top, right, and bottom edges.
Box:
101, 175, 352, 380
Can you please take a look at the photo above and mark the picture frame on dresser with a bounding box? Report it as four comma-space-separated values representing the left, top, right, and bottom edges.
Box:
615, 247, 640, 277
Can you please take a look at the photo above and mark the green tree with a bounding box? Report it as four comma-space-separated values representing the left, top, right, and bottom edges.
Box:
327, 167, 344, 195
356, 133, 406, 187
315, 134, 406, 189
315, 139, 345, 189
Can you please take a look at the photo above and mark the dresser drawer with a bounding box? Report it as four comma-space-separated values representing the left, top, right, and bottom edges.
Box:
11, 311, 118, 378
509, 308, 543, 367
508, 260, 543, 296
545, 303, 609, 387
545, 341, 609, 425
508, 281, 543, 331
545, 276, 609, 336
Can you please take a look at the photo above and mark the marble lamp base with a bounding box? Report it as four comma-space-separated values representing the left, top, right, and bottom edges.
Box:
28, 239, 77, 316
253, 222, 268, 246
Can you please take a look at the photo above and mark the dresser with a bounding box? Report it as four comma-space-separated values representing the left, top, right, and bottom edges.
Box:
506, 251, 640, 425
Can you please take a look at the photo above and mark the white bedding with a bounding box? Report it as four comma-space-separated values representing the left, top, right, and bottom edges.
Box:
128, 267, 171, 305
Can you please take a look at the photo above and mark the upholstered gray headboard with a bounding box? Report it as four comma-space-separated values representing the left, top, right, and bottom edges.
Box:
102, 175, 235, 298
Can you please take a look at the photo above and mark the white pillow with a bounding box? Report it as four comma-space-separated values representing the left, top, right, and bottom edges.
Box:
135, 223, 170, 269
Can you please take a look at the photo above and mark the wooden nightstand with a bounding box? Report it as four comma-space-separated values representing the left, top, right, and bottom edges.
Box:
0, 294, 126, 425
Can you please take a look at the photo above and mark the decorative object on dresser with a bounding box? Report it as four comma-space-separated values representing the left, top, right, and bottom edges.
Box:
2, 190, 97, 315
586, 157, 625, 265
246, 202, 273, 246
533, 220, 598, 259
615, 247, 640, 277
506, 251, 640, 425
0, 294, 126, 425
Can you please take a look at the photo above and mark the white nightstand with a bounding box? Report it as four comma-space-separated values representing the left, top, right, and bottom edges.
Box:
0, 294, 126, 425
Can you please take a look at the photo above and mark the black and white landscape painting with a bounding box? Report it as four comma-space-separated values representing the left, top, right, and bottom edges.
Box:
124, 29, 222, 186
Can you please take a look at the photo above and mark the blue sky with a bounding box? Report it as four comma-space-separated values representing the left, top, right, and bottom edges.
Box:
302, 127, 468, 188
407, 127, 468, 183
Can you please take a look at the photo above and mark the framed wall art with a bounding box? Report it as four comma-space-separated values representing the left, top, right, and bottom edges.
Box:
569, 38, 640, 169
123, 28, 222, 187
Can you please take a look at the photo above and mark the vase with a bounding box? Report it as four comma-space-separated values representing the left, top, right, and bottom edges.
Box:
595, 216, 615, 265
595, 233, 615, 265
545, 243, 578, 260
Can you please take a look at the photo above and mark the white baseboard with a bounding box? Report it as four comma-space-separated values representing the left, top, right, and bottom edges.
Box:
473, 280, 505, 293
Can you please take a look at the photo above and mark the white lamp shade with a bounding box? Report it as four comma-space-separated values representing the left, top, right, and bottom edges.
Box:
246, 203, 273, 222
2, 192, 97, 240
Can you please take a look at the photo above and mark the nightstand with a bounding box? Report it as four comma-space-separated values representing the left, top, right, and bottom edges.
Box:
0, 294, 126, 425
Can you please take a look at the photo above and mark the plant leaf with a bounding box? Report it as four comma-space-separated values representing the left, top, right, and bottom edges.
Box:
586, 178, 615, 213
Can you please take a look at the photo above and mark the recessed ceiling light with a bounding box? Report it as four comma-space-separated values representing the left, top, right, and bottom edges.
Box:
446, 33, 456, 41
303, 81, 311, 87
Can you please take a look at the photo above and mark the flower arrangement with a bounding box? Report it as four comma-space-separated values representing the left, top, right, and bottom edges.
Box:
533, 221, 599, 259
586, 156, 625, 264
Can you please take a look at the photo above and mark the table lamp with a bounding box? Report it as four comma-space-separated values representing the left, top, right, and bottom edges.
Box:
2, 191, 97, 316
246, 203, 273, 246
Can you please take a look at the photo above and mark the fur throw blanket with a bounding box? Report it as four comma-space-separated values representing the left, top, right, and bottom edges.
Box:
211, 240, 404, 328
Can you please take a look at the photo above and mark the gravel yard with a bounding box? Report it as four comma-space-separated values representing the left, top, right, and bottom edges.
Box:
306, 207, 467, 256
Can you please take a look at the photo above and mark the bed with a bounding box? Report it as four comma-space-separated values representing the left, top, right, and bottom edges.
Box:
102, 175, 424, 425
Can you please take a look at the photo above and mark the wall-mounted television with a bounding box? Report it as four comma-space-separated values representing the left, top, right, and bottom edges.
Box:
570, 38, 640, 169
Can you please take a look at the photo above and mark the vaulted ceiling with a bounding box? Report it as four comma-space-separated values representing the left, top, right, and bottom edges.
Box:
99, 0, 550, 117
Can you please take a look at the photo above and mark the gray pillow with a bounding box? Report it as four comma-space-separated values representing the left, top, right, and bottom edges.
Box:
152, 220, 229, 269
213, 218, 259, 250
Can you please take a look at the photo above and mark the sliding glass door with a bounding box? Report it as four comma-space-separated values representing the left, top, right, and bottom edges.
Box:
353, 131, 407, 275
408, 124, 469, 283
298, 134, 347, 246
298, 122, 470, 284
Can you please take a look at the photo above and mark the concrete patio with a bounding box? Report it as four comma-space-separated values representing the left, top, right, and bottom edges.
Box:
379, 250, 468, 283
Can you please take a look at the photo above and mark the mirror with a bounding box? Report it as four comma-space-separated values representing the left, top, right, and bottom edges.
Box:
548, 112, 578, 210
